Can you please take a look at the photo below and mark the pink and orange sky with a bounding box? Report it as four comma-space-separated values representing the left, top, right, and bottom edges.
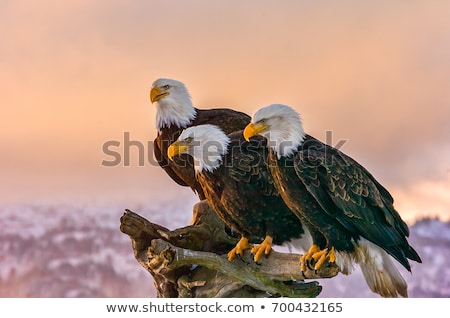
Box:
1, 1, 449, 222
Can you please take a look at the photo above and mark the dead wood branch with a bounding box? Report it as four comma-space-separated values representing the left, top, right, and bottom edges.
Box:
120, 200, 339, 297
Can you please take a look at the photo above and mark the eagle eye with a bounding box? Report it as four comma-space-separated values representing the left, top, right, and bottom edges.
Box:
162, 84, 170, 90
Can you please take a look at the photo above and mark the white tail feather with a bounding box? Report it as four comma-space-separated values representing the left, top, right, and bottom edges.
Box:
336, 239, 408, 297
359, 246, 408, 297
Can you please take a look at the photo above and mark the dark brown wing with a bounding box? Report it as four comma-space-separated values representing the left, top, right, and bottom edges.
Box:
226, 132, 277, 197
198, 132, 305, 244
153, 136, 189, 187
192, 108, 251, 133
154, 107, 251, 200
293, 135, 421, 270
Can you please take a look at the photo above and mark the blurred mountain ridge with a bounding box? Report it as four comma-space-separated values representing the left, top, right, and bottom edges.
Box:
0, 203, 448, 298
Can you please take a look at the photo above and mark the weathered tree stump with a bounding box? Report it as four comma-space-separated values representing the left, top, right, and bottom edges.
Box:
120, 200, 339, 297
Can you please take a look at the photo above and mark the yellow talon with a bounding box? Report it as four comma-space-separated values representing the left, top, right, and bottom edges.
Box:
227, 237, 252, 262
312, 248, 328, 270
300, 245, 337, 271
312, 247, 336, 270
299, 244, 321, 272
251, 236, 273, 263
328, 247, 336, 263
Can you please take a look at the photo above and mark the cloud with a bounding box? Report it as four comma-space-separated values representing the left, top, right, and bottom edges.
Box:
1, 1, 449, 221
392, 179, 450, 223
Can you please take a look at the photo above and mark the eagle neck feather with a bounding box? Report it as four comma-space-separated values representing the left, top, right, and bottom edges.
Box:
155, 99, 197, 131
195, 138, 230, 174
271, 117, 305, 159
180, 125, 231, 175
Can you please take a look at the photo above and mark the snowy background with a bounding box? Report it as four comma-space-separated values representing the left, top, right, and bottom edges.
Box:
1, 199, 448, 298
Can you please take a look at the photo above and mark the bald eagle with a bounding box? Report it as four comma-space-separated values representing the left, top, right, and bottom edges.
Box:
150, 78, 250, 200
167, 124, 308, 262
243, 104, 422, 297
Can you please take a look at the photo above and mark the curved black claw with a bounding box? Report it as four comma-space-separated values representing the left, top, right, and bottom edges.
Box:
306, 259, 315, 271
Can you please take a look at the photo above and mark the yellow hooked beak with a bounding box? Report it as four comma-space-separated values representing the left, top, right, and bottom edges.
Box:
167, 141, 191, 160
150, 86, 169, 103
243, 122, 269, 141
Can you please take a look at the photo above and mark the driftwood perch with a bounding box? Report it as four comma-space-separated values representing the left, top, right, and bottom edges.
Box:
120, 200, 339, 297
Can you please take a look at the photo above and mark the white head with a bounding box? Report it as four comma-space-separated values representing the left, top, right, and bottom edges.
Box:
243, 104, 305, 158
167, 124, 230, 174
150, 78, 197, 130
